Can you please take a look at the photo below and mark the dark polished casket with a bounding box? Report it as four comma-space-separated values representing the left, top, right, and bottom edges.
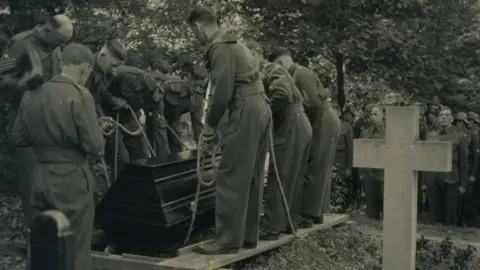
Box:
95, 150, 218, 250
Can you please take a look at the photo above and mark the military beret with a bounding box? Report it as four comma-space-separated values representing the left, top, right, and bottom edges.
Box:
244, 39, 263, 55
454, 112, 469, 123
106, 39, 127, 62
468, 112, 480, 123
268, 47, 291, 62
187, 5, 217, 25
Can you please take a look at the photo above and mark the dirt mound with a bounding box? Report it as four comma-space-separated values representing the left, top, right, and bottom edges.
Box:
239, 224, 382, 269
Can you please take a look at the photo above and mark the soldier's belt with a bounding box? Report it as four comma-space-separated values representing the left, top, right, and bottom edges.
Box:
233, 83, 264, 98
33, 147, 86, 163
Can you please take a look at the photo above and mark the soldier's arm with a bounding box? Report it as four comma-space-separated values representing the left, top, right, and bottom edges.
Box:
263, 66, 290, 114
459, 135, 469, 187
11, 96, 30, 146
345, 123, 354, 169
72, 91, 105, 159
295, 68, 323, 109
0, 41, 27, 86
204, 44, 235, 129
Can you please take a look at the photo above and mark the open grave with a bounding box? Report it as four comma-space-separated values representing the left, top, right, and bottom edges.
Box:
0, 149, 349, 270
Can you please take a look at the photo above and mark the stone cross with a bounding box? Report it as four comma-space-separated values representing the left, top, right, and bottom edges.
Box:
29, 210, 74, 270
353, 106, 452, 270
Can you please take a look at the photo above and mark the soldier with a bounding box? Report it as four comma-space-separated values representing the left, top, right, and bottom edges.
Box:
458, 111, 480, 226
360, 105, 385, 220
341, 106, 355, 127
11, 43, 104, 270
269, 47, 340, 226
332, 102, 354, 206
426, 107, 468, 226
0, 14, 73, 225
245, 39, 312, 240
187, 6, 271, 254
146, 58, 171, 157
103, 65, 155, 170
469, 112, 480, 222
162, 61, 205, 153
85, 38, 129, 117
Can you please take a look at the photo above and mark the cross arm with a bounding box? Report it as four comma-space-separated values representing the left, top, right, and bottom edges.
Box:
410, 141, 452, 172
353, 139, 387, 169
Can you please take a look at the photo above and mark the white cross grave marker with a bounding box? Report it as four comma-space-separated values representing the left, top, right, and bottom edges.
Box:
353, 106, 453, 270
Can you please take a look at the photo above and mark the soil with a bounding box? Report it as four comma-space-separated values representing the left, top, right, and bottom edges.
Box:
0, 192, 479, 270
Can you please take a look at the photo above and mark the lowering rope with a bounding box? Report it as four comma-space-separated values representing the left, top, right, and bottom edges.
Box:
183, 118, 299, 246
99, 106, 156, 186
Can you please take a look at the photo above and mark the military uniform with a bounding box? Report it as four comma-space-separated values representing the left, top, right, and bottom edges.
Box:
0, 27, 62, 225
286, 64, 340, 222
425, 127, 468, 226
259, 61, 312, 237
103, 66, 152, 171
333, 121, 354, 205
197, 32, 271, 253
162, 73, 205, 152
146, 70, 170, 157
360, 124, 385, 220
11, 75, 104, 270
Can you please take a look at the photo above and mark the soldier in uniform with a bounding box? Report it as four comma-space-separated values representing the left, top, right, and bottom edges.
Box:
469, 112, 480, 222
426, 107, 468, 226
454, 112, 478, 225
103, 65, 156, 170
146, 58, 171, 157
333, 102, 354, 205
269, 47, 340, 226
86, 39, 129, 117
187, 6, 271, 254
163, 61, 205, 153
245, 39, 312, 240
0, 14, 73, 225
360, 105, 385, 220
11, 43, 104, 270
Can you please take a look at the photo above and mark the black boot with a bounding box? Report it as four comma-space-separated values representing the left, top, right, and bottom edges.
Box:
194, 241, 239, 255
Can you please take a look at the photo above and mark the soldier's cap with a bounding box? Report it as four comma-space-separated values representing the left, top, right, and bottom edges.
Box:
268, 47, 291, 62
468, 112, 480, 123
187, 5, 217, 25
105, 39, 127, 62
454, 112, 469, 123
342, 106, 355, 116
363, 103, 376, 112
244, 39, 263, 55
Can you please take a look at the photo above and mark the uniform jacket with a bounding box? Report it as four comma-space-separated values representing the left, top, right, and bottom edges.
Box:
260, 61, 304, 131
203, 31, 265, 129
426, 126, 468, 186
11, 74, 105, 162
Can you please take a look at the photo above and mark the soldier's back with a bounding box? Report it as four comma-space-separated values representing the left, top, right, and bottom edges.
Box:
21, 75, 86, 148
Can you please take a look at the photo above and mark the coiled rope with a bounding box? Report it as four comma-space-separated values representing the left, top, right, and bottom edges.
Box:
183, 118, 299, 246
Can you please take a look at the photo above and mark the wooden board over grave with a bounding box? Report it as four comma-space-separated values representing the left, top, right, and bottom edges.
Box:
91, 214, 348, 270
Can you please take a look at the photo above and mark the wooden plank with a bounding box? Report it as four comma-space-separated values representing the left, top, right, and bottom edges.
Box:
168, 214, 349, 270
92, 251, 168, 270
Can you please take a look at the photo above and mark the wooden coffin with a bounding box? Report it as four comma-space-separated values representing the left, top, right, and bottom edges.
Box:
95, 150, 218, 250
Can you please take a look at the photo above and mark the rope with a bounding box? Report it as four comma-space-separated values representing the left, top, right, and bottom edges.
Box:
183, 116, 299, 246
183, 131, 221, 246
99, 106, 156, 157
